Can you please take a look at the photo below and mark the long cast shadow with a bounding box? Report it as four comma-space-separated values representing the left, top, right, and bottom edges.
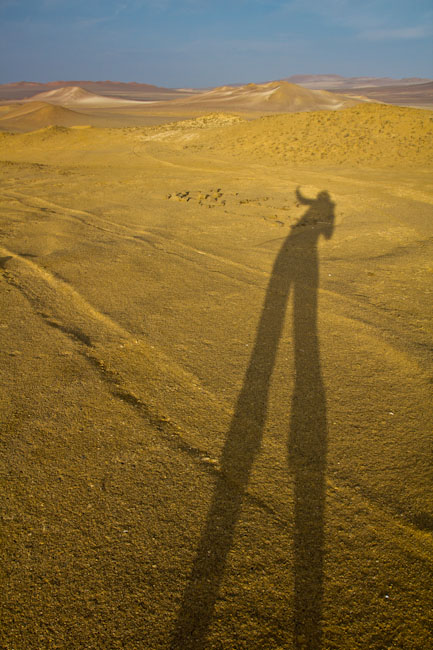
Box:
171, 188, 335, 649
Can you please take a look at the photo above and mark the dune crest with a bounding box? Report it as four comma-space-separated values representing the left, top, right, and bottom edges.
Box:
167, 80, 369, 112
24, 86, 146, 107
0, 101, 93, 131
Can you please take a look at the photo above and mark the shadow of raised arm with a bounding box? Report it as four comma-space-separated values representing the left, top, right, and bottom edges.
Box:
295, 187, 314, 206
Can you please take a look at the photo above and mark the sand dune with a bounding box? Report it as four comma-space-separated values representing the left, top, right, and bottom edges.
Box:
166, 80, 366, 112
0, 80, 191, 102
24, 85, 147, 107
0, 93, 159, 131
186, 103, 433, 167
0, 101, 95, 131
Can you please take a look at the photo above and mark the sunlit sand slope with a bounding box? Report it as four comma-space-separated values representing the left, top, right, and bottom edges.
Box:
26, 85, 148, 107
0, 104, 432, 650
0, 101, 96, 131
187, 104, 433, 166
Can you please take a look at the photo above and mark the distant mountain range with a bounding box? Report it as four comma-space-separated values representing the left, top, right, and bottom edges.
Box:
282, 74, 431, 89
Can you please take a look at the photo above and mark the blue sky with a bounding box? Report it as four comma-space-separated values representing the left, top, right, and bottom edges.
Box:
0, 0, 432, 86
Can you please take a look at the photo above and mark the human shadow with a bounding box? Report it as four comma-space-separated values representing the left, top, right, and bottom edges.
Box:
170, 188, 335, 649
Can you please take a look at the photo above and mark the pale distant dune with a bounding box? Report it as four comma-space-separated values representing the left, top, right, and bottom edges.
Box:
166, 80, 367, 112
24, 86, 146, 107
0, 80, 189, 102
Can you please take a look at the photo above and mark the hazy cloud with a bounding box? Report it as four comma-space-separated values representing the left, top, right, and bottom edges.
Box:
360, 25, 433, 40
280, 0, 433, 36
77, 3, 128, 27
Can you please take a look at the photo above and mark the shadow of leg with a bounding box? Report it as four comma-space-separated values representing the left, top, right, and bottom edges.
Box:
170, 256, 292, 649
290, 256, 327, 650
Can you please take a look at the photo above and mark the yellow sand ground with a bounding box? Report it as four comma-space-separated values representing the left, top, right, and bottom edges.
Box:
0, 104, 432, 650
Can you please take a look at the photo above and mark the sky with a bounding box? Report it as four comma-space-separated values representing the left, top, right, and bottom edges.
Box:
0, 0, 432, 87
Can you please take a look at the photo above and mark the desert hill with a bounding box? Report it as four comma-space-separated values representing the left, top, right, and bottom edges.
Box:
0, 99, 166, 131
23, 86, 146, 107
166, 80, 366, 112
185, 103, 433, 167
0, 80, 197, 102
0, 101, 95, 131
